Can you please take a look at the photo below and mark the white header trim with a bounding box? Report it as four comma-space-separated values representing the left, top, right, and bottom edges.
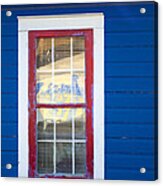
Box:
18, 13, 104, 32
17, 13, 103, 20
18, 13, 104, 179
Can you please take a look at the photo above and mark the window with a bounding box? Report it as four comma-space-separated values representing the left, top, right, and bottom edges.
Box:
28, 30, 93, 178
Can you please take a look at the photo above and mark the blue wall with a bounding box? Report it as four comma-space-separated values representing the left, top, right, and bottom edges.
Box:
1, 1, 158, 180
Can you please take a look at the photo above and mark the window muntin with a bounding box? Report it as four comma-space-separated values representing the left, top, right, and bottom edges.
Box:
34, 35, 89, 177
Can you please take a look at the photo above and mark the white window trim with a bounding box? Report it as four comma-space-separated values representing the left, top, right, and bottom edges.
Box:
18, 13, 104, 179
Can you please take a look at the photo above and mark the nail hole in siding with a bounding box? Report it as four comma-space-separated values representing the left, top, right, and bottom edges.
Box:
6, 163, 12, 170
6, 11, 12, 17
140, 167, 146, 174
140, 8, 146, 14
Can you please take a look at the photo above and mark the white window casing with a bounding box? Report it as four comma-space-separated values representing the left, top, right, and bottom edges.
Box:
18, 13, 104, 179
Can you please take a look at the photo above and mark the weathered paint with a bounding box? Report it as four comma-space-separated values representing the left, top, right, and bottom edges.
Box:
28, 29, 94, 178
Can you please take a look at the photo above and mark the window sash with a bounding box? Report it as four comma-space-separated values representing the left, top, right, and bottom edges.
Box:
28, 29, 93, 178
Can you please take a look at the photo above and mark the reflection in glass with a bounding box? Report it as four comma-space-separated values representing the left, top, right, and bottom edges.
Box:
37, 142, 54, 174
75, 143, 86, 174
54, 72, 71, 104
37, 109, 72, 140
36, 36, 87, 176
37, 120, 54, 140
73, 51, 85, 70
75, 109, 86, 139
36, 38, 52, 71
54, 51, 71, 70
56, 109, 72, 139
37, 109, 55, 140
56, 143, 72, 174
36, 36, 86, 105
73, 37, 85, 51
72, 72, 85, 103
73, 37, 85, 70
36, 73, 52, 104
54, 37, 70, 70
36, 72, 72, 104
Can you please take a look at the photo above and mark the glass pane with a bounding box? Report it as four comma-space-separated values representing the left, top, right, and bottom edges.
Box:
72, 72, 85, 103
36, 72, 72, 104
54, 37, 70, 70
75, 143, 86, 174
37, 142, 54, 174
37, 120, 54, 140
56, 143, 72, 174
54, 72, 71, 104
75, 109, 86, 139
73, 37, 85, 51
56, 109, 72, 139
73, 51, 85, 70
73, 37, 85, 70
37, 108, 72, 140
36, 73, 53, 104
37, 109, 55, 140
36, 38, 52, 71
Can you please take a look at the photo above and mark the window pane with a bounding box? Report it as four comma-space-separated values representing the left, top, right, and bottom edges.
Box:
73, 37, 85, 51
56, 109, 72, 139
73, 51, 85, 70
37, 142, 54, 174
73, 37, 85, 70
56, 143, 72, 174
36, 38, 52, 71
75, 109, 86, 139
37, 109, 55, 140
75, 143, 86, 174
72, 72, 85, 103
37, 120, 54, 140
54, 37, 70, 70
36, 72, 53, 104
54, 72, 71, 104
36, 72, 72, 104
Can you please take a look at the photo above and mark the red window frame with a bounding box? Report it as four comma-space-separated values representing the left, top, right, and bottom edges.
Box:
28, 29, 93, 178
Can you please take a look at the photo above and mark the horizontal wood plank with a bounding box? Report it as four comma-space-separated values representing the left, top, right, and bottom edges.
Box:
105, 154, 154, 169
105, 77, 154, 91
105, 124, 154, 138
105, 47, 154, 62
1, 124, 18, 137
105, 93, 155, 108
105, 32, 154, 46
1, 137, 18, 151
105, 63, 155, 77
2, 108, 18, 122
1, 151, 18, 166
105, 108, 154, 123
105, 168, 155, 180
1, 166, 18, 177
105, 138, 154, 154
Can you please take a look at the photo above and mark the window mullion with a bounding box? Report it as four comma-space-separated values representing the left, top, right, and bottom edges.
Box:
52, 38, 56, 174
70, 37, 75, 175
70, 37, 73, 103
72, 109, 75, 175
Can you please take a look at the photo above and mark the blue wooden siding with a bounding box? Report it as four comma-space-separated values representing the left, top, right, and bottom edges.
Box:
1, 1, 158, 180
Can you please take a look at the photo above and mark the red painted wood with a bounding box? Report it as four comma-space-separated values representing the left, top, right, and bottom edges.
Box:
36, 103, 86, 108
29, 29, 93, 179
85, 30, 94, 178
28, 32, 37, 178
